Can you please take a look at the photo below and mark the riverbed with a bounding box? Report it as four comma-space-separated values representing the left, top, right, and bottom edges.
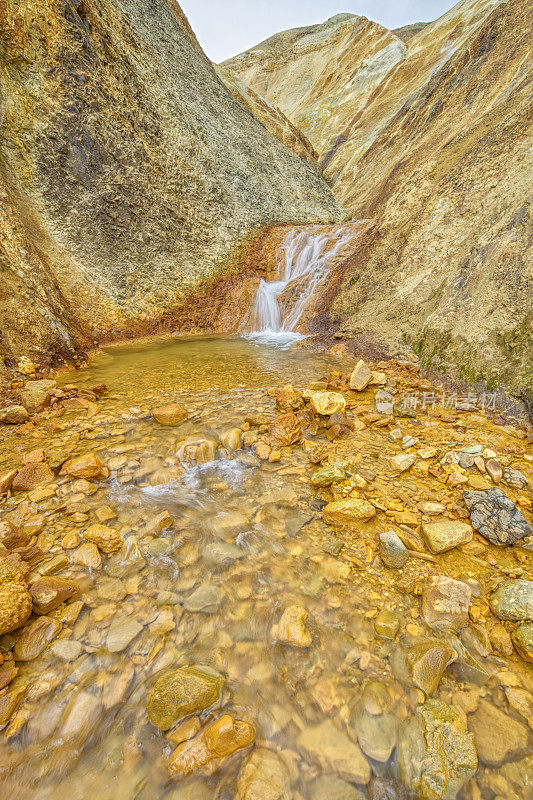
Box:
0, 335, 531, 799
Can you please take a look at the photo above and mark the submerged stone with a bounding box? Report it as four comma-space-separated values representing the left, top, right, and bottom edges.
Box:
147, 666, 222, 731
397, 699, 477, 799
468, 699, 528, 766
297, 719, 370, 784
13, 616, 61, 660
272, 605, 312, 647
152, 403, 188, 425
167, 714, 255, 776
513, 622, 533, 662
236, 748, 291, 800
60, 453, 105, 480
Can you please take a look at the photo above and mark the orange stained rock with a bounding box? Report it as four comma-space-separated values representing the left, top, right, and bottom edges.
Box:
167, 714, 255, 776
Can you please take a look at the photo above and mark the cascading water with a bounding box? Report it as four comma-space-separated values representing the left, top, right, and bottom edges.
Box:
244, 223, 364, 346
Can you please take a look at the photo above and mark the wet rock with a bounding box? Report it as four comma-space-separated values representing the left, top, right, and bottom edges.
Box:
309, 775, 365, 800
276, 384, 304, 412
375, 610, 400, 639
13, 616, 61, 660
203, 541, 244, 564
375, 389, 395, 415
468, 699, 528, 766
0, 469, 18, 493
0, 665, 18, 691
512, 622, 533, 662
147, 666, 222, 731
350, 360, 372, 391
398, 700, 477, 799
0, 405, 29, 424
379, 530, 409, 568
406, 640, 457, 696
311, 464, 345, 488
236, 748, 291, 800
323, 498, 376, 525
20, 379, 57, 413
60, 690, 101, 740
84, 523, 122, 553
0, 583, 33, 634
352, 697, 398, 763
269, 412, 302, 447
422, 576, 471, 633
72, 542, 102, 569
272, 605, 312, 647
389, 453, 417, 473
421, 520, 473, 553
0, 553, 30, 583
220, 428, 242, 450
463, 488, 532, 545
152, 403, 187, 425
29, 576, 79, 614
174, 436, 218, 465
183, 583, 225, 613
12, 462, 53, 492
60, 453, 105, 480
310, 391, 346, 416
297, 719, 370, 784
168, 714, 255, 776
106, 616, 143, 652
490, 580, 533, 621
503, 467, 528, 489
50, 639, 82, 662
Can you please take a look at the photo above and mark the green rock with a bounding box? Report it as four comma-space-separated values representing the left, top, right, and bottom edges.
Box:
311, 465, 345, 488
374, 610, 401, 639
513, 621, 533, 663
397, 699, 477, 799
147, 666, 222, 730
490, 580, 533, 621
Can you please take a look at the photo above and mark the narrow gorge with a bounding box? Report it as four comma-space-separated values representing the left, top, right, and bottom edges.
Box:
0, 1, 531, 799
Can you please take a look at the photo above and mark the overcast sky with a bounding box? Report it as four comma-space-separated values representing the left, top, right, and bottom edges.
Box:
179, 0, 455, 62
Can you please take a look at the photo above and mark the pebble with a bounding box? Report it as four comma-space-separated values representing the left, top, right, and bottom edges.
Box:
183, 583, 225, 613
106, 616, 143, 652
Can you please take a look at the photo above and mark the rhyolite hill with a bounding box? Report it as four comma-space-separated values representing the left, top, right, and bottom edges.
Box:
0, 0, 343, 368
224, 0, 533, 405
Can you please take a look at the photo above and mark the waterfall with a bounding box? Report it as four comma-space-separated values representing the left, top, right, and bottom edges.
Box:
244, 224, 360, 346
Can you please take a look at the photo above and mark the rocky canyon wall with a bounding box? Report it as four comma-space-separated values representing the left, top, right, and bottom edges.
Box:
224, 0, 533, 404
0, 0, 343, 369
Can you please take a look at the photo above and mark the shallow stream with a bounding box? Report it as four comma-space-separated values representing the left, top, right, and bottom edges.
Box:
0, 336, 531, 800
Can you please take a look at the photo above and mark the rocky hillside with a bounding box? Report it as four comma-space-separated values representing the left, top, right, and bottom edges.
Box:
223, 0, 533, 405
0, 0, 343, 369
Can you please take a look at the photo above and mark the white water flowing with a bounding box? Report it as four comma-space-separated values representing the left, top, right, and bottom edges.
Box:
245, 224, 358, 347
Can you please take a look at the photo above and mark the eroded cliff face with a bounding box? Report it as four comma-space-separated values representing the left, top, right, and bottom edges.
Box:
223, 0, 533, 403
0, 0, 343, 368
